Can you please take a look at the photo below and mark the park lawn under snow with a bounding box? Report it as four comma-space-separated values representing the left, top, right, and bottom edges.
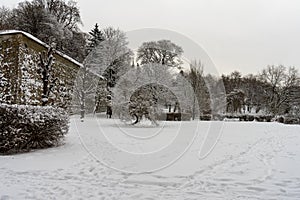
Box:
1, 117, 300, 200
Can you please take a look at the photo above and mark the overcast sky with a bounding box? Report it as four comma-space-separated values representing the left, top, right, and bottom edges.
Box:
2, 0, 300, 75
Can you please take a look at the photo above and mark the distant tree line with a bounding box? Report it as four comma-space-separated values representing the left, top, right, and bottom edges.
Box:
179, 65, 300, 118
220, 66, 300, 116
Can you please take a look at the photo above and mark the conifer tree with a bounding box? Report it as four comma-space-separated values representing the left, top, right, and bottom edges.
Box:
88, 23, 104, 51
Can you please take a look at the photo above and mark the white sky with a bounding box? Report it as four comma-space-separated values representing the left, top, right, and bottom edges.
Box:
2, 0, 300, 75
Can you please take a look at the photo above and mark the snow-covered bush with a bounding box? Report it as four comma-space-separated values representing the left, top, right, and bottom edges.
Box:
200, 114, 212, 121
0, 104, 69, 154
275, 115, 300, 125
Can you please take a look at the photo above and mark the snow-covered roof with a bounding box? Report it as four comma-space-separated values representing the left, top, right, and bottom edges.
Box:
0, 30, 83, 68
0, 30, 106, 80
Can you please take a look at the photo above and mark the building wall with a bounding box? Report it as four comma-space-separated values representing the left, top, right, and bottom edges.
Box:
0, 32, 80, 109
0, 34, 20, 104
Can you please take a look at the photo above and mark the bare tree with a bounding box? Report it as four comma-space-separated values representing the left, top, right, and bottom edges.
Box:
186, 60, 211, 119
241, 74, 268, 113
188, 61, 203, 119
259, 65, 299, 115
221, 71, 242, 94
288, 85, 300, 116
10, 0, 59, 39
38, 47, 57, 106
226, 89, 245, 113
73, 63, 101, 120
46, 0, 82, 31
113, 63, 176, 124
137, 40, 183, 68
0, 6, 12, 30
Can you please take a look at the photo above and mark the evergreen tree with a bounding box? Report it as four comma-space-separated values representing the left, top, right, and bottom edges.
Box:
88, 23, 104, 51
86, 27, 133, 87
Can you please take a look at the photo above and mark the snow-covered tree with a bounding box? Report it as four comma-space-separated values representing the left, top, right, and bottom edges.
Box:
137, 40, 183, 68
38, 47, 57, 106
82, 27, 132, 115
288, 85, 300, 116
94, 78, 109, 112
86, 27, 133, 87
5, 0, 86, 62
174, 71, 195, 114
72, 62, 102, 120
259, 65, 300, 115
113, 63, 186, 124
87, 23, 104, 52
44, 0, 86, 61
10, 1, 63, 43
45, 0, 82, 31
187, 60, 211, 119
203, 74, 227, 115
226, 89, 245, 113
221, 71, 243, 93
0, 6, 12, 30
128, 85, 158, 124
240, 74, 268, 113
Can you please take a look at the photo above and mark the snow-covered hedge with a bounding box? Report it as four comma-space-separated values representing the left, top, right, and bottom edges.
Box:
212, 114, 274, 122
276, 116, 300, 125
0, 104, 69, 154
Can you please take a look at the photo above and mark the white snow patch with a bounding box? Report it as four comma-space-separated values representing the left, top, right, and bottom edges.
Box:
1, 119, 300, 199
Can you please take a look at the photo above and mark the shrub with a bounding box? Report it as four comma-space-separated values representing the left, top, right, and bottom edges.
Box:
156, 113, 167, 121
166, 113, 181, 121
200, 114, 212, 121
181, 113, 192, 121
274, 116, 299, 124
283, 116, 300, 124
212, 114, 225, 121
276, 116, 283, 123
0, 104, 69, 154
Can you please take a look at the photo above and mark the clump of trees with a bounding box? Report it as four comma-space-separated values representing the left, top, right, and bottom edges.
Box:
98, 27, 133, 87
221, 65, 300, 116
0, 0, 86, 62
73, 26, 133, 120
112, 63, 178, 125
1, 0, 299, 124
172, 64, 300, 119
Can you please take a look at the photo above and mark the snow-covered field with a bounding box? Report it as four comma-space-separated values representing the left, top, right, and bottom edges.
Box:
1, 118, 300, 200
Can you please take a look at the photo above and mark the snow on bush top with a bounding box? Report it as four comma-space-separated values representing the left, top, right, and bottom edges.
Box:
0, 103, 69, 125
0, 103, 70, 154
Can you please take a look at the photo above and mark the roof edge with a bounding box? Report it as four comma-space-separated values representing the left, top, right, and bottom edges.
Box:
0, 30, 106, 80
0, 30, 83, 68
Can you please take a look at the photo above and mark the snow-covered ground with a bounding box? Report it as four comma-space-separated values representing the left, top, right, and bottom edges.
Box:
1, 117, 300, 200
